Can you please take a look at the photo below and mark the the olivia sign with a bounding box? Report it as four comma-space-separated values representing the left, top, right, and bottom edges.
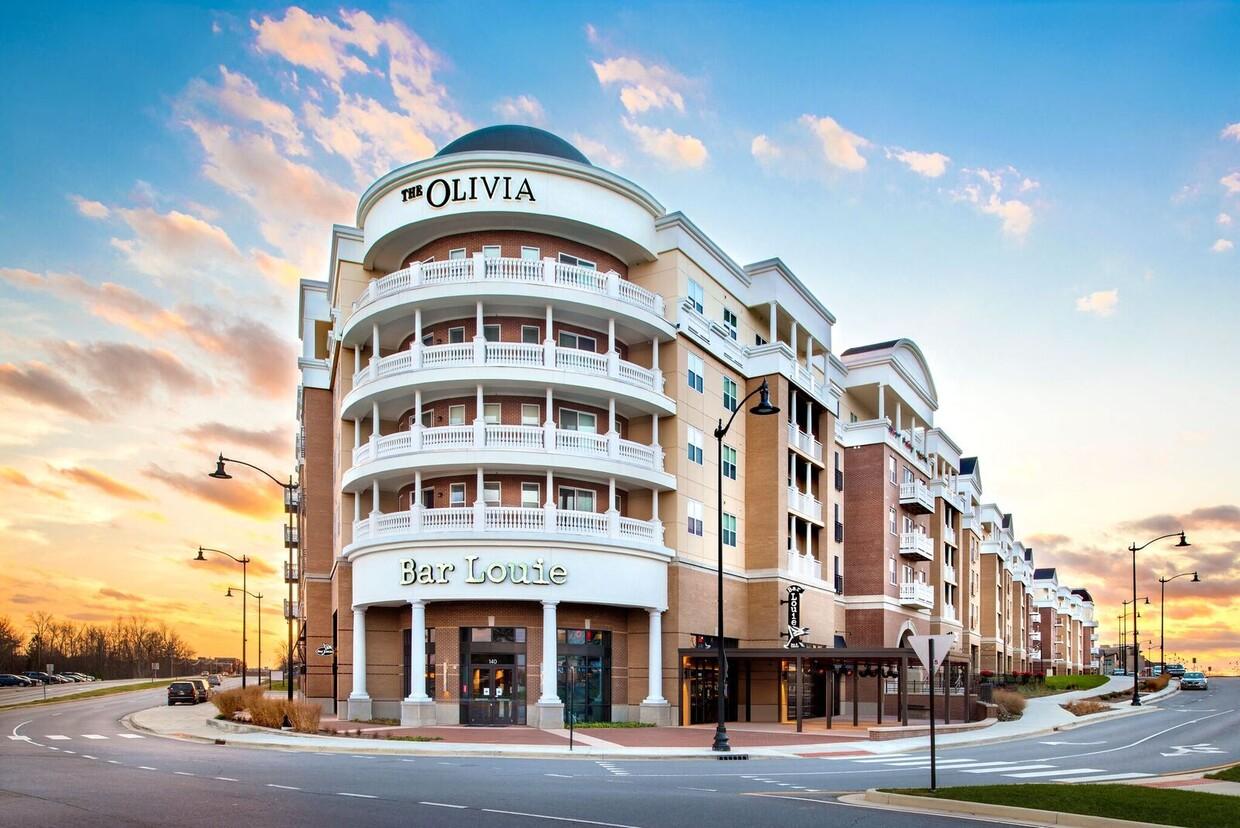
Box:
399, 555, 566, 587
400, 175, 536, 208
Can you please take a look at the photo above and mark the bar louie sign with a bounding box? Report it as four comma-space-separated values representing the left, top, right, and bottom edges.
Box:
401, 175, 536, 208
400, 555, 566, 587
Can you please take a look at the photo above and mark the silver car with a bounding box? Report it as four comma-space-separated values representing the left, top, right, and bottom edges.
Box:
1180, 671, 1208, 690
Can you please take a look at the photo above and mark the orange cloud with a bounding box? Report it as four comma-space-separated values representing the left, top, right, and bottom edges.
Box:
143, 463, 282, 520
0, 362, 99, 419
189, 550, 278, 578
0, 467, 67, 500
183, 422, 290, 456
55, 466, 150, 501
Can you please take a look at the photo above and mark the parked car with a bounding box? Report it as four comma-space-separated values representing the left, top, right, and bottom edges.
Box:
54, 673, 83, 683
0, 673, 35, 687
167, 681, 198, 705
187, 677, 210, 703
1151, 665, 1163, 677
63, 672, 93, 682
22, 671, 55, 684
1180, 671, 1208, 690
1166, 663, 1186, 678
1111, 668, 1128, 676
206, 674, 222, 687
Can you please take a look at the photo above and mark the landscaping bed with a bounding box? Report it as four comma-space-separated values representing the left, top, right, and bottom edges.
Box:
212, 686, 321, 733
1205, 764, 1240, 783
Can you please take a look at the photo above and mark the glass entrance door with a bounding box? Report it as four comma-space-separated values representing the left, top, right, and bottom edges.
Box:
558, 655, 607, 724
468, 665, 517, 725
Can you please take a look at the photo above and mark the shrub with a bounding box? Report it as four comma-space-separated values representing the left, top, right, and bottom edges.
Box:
1063, 700, 1110, 716
993, 689, 1027, 721
1142, 673, 1170, 693
246, 695, 287, 729
212, 686, 263, 720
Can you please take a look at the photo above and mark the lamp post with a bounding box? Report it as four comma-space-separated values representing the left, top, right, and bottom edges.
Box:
193, 546, 250, 687
711, 379, 778, 752
1121, 597, 1149, 676
1127, 532, 1189, 706
227, 587, 263, 686
1158, 571, 1200, 677
210, 453, 299, 701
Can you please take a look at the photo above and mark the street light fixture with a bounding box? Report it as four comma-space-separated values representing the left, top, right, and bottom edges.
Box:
1127, 532, 1189, 706
227, 587, 263, 686
193, 546, 251, 686
209, 453, 299, 701
711, 379, 778, 752
1158, 571, 1200, 677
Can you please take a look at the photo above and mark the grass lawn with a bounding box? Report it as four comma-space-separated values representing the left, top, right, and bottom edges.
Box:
1206, 764, 1240, 782
1010, 674, 1111, 698
885, 783, 1238, 828
0, 679, 176, 711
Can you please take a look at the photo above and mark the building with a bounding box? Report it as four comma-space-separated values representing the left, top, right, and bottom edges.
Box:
293, 125, 1099, 727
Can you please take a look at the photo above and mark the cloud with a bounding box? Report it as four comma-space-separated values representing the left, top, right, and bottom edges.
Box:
799, 115, 870, 172
98, 587, 142, 602
190, 551, 277, 578
0, 467, 67, 500
1121, 505, 1240, 534
954, 167, 1036, 238
303, 92, 437, 183
1222, 123, 1240, 142
110, 206, 242, 280
183, 422, 290, 455
69, 195, 110, 219
250, 6, 370, 81
1219, 213, 1233, 226
1212, 238, 1234, 253
143, 463, 282, 520
47, 341, 205, 400
252, 250, 302, 286
886, 147, 951, 178
1074, 289, 1119, 317
591, 57, 687, 114
0, 362, 99, 419
750, 134, 781, 164
55, 466, 150, 501
570, 134, 624, 169
186, 66, 306, 155
1221, 172, 1240, 195
621, 119, 707, 169
493, 95, 545, 125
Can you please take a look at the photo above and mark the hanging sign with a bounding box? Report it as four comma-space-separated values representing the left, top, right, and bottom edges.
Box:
316, 644, 334, 657
783, 585, 810, 648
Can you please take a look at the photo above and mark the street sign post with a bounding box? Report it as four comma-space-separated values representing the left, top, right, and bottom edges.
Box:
151, 661, 160, 684
908, 633, 956, 791
44, 664, 53, 700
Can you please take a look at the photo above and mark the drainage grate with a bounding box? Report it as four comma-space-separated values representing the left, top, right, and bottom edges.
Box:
717, 753, 749, 761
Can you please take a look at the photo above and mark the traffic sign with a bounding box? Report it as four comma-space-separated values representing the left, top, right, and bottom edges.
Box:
908, 633, 955, 673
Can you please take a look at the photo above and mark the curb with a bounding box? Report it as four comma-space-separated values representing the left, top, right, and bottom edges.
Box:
860, 788, 1179, 828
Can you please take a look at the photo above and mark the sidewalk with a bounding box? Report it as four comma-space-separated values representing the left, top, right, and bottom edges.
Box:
125, 676, 1179, 760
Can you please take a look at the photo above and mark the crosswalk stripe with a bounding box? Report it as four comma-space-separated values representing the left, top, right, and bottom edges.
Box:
1005, 768, 1104, 779
961, 763, 1055, 774
840, 754, 911, 761
45, 735, 70, 741
880, 758, 980, 766
1056, 772, 1154, 783
80, 735, 107, 740
115, 734, 143, 739
855, 756, 922, 764
6, 735, 31, 741
933, 761, 1021, 770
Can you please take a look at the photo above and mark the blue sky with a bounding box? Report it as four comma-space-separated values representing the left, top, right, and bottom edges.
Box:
0, 3, 1236, 658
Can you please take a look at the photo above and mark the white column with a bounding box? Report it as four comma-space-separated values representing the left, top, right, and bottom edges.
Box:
608, 398, 616, 432
806, 335, 813, 368
805, 519, 812, 561
414, 390, 423, 427
789, 320, 798, 356
651, 338, 660, 373
350, 607, 369, 700
896, 402, 903, 434
545, 387, 554, 425
371, 481, 379, 513
475, 300, 484, 333
406, 601, 430, 702
539, 601, 559, 703
353, 418, 361, 449
371, 323, 379, 362
651, 414, 660, 448
545, 469, 554, 506
650, 488, 660, 521
372, 402, 380, 440
545, 304, 553, 338
608, 318, 616, 353
354, 346, 361, 377
768, 302, 777, 342
877, 383, 886, 422
644, 609, 666, 703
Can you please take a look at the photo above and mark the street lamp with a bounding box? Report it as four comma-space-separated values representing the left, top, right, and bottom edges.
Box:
193, 546, 251, 687
1158, 571, 1200, 677
210, 453, 299, 701
227, 587, 263, 686
711, 379, 778, 752
1121, 597, 1149, 676
1127, 532, 1189, 706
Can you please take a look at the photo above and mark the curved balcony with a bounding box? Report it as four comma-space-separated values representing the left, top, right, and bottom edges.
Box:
343, 423, 674, 491
347, 504, 668, 556
342, 256, 673, 347
342, 340, 674, 420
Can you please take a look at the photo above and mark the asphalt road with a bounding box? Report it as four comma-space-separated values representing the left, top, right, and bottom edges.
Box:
0, 676, 185, 706
1, 679, 1235, 827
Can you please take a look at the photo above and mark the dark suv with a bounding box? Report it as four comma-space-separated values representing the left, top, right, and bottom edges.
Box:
187, 678, 210, 703
22, 671, 55, 684
167, 681, 198, 705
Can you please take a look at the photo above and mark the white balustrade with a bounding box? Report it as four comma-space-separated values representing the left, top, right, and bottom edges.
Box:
356, 504, 667, 547
943, 563, 958, 584
899, 480, 935, 513
554, 263, 608, 293
786, 421, 823, 462
899, 580, 935, 608
943, 525, 958, 547
554, 346, 608, 375
786, 486, 822, 522
484, 256, 542, 282
485, 341, 543, 367
899, 532, 934, 560
785, 550, 823, 581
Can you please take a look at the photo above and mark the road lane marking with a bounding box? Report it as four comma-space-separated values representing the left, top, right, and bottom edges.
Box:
82, 755, 96, 760
7, 735, 31, 741
679, 787, 717, 792
1039, 708, 1236, 763
267, 784, 300, 790
1057, 772, 1154, 783
480, 809, 642, 827
338, 793, 377, 799
115, 734, 143, 739
138, 766, 157, 771
174, 771, 195, 776
80, 734, 107, 740
62, 750, 75, 754
960, 764, 1055, 774
45, 735, 70, 740
214, 777, 239, 782
420, 802, 467, 809
546, 773, 573, 778
1005, 768, 1104, 778
107, 760, 121, 764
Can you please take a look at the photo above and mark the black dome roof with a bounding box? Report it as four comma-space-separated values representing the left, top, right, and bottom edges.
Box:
435, 125, 590, 165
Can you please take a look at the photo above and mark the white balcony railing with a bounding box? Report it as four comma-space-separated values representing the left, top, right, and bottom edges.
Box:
942, 603, 958, 622
963, 512, 982, 535
352, 424, 665, 475
786, 486, 823, 522
353, 340, 665, 397
899, 532, 934, 560
786, 421, 823, 463
943, 525, 958, 547
353, 505, 665, 548
899, 580, 935, 609
284, 561, 299, 583
943, 563, 958, 584
351, 256, 665, 319
785, 550, 822, 581
899, 480, 935, 513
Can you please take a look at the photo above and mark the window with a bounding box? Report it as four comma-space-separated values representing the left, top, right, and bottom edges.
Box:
520, 246, 540, 261
420, 487, 434, 509
722, 377, 738, 412
421, 332, 433, 346
482, 245, 501, 258
903, 466, 914, 485
687, 499, 704, 536
722, 444, 737, 480
558, 252, 596, 269
449, 482, 466, 507
448, 326, 466, 344
483, 481, 501, 504
687, 427, 704, 465
521, 404, 541, 426
888, 507, 897, 535
449, 248, 467, 260
483, 403, 501, 424
722, 513, 737, 546
903, 564, 914, 583
558, 487, 595, 512
889, 556, 897, 585
888, 456, 896, 484
687, 353, 704, 393
521, 325, 541, 344
419, 409, 433, 427
903, 515, 915, 534
754, 334, 767, 347
483, 324, 501, 342
559, 408, 597, 433
687, 279, 704, 314
448, 405, 466, 425
722, 307, 738, 340
558, 331, 597, 351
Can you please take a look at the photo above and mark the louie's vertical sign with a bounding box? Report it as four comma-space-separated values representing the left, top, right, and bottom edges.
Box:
783, 585, 809, 648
